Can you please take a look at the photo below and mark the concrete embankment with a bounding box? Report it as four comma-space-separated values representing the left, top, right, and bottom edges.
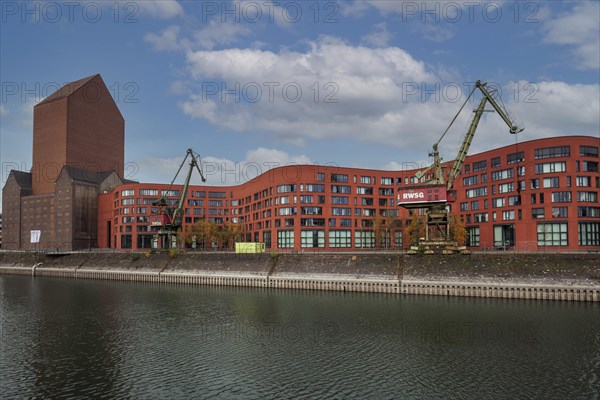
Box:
0, 251, 598, 302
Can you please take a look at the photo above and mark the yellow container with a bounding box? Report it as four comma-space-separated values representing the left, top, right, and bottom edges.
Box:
235, 242, 266, 254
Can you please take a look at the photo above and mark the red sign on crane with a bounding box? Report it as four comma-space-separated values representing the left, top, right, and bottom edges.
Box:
397, 185, 448, 208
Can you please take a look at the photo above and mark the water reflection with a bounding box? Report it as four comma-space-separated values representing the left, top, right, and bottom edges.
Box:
1, 276, 598, 399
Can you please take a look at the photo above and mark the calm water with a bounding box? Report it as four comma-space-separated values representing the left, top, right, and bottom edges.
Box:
0, 275, 598, 399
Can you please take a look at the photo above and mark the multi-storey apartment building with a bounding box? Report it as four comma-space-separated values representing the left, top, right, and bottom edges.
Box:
98, 136, 599, 252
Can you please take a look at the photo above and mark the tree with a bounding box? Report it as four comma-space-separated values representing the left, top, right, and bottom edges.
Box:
373, 215, 386, 249
449, 213, 467, 246
404, 212, 425, 246
186, 219, 217, 250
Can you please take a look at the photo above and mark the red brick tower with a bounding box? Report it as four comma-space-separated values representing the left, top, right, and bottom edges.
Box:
32, 74, 124, 195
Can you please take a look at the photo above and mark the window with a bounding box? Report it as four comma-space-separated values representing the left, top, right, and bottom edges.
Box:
534, 146, 570, 159
277, 231, 294, 248
305, 184, 325, 192
279, 196, 290, 205
498, 183, 514, 193
578, 207, 600, 217
579, 222, 600, 246
460, 202, 469, 211
552, 192, 572, 203
301, 206, 322, 215
467, 227, 480, 247
355, 231, 375, 248
582, 161, 599, 172
576, 176, 592, 187
332, 207, 351, 216
471, 201, 480, 211
300, 195, 313, 204
139, 189, 158, 196
194, 191, 206, 198
278, 207, 297, 216
208, 192, 226, 198
531, 179, 540, 189
502, 210, 515, 221
277, 184, 296, 193
356, 187, 374, 195
317, 172, 325, 181
300, 218, 325, 227
537, 223, 568, 246
161, 190, 180, 197
532, 208, 544, 219
360, 176, 371, 184
507, 151, 524, 164
577, 191, 598, 202
551, 207, 568, 218
363, 209, 376, 217
492, 198, 505, 208
380, 177, 393, 185
331, 185, 351, 194
120, 234, 132, 249
331, 196, 349, 205
580, 146, 599, 158
491, 157, 501, 168
361, 198, 374, 206
517, 166, 525, 177
463, 176, 478, 186
208, 200, 222, 207
121, 189, 135, 197
474, 213, 488, 223
543, 177, 560, 188
492, 168, 514, 181
329, 230, 351, 248
535, 162, 566, 174
466, 161, 485, 174
379, 188, 394, 196
121, 198, 134, 206
340, 219, 352, 227
464, 164, 471, 173
466, 187, 488, 198
508, 195, 521, 206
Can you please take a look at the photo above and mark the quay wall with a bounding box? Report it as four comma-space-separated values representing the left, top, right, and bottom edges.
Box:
0, 252, 598, 302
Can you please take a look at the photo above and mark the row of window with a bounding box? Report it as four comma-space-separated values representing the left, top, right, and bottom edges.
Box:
464, 145, 597, 174
276, 230, 403, 248
465, 222, 599, 247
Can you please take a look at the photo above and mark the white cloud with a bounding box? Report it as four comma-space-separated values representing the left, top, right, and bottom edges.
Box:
178, 36, 461, 149
132, 0, 183, 19
361, 22, 391, 47
145, 21, 252, 52
456, 81, 600, 156
193, 20, 252, 50
411, 22, 454, 43
171, 36, 597, 162
133, 147, 312, 186
543, 2, 600, 69
145, 26, 187, 51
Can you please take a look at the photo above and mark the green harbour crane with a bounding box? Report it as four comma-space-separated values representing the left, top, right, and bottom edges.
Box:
152, 148, 206, 250
398, 80, 524, 254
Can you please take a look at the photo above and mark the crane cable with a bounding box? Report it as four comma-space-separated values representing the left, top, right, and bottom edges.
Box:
436, 84, 479, 147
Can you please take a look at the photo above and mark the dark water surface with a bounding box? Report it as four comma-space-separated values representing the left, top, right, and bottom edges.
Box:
1, 275, 598, 399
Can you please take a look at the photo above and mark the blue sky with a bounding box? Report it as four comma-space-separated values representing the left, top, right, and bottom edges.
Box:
1, 0, 599, 204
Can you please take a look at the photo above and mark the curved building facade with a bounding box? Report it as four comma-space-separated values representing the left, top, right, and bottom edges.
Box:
98, 135, 599, 252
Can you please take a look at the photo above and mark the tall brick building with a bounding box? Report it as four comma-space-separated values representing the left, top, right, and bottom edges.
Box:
2, 74, 126, 250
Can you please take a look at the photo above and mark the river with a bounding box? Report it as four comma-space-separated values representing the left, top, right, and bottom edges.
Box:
1, 275, 598, 399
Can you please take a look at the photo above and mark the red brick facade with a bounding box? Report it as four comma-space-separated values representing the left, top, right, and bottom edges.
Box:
98, 136, 599, 252
32, 74, 124, 195
2, 75, 125, 250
